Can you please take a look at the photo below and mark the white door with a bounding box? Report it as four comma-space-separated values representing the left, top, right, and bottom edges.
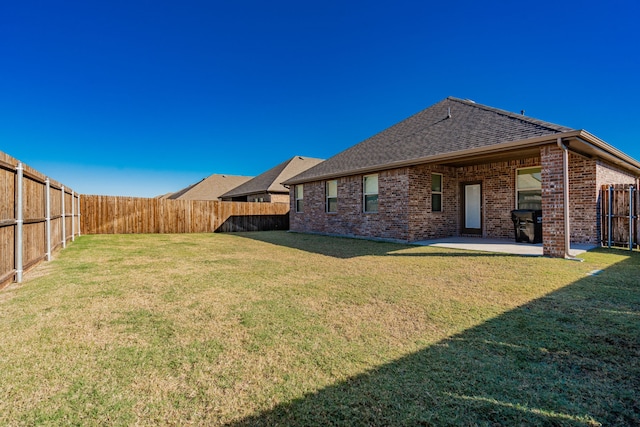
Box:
463, 183, 482, 233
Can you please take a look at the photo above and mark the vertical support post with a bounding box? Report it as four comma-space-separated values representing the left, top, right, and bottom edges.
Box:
71, 190, 75, 242
45, 178, 52, 261
608, 185, 613, 248
630, 186, 635, 251
61, 185, 66, 248
77, 194, 81, 237
556, 138, 575, 259
15, 163, 24, 283
562, 144, 570, 257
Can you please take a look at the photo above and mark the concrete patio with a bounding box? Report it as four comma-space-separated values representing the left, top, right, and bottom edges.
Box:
413, 237, 597, 257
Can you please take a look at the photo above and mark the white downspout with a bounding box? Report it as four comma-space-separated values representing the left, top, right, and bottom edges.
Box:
557, 138, 582, 261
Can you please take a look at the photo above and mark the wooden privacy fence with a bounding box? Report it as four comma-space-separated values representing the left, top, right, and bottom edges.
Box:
1, 151, 80, 288
601, 184, 638, 250
81, 195, 290, 235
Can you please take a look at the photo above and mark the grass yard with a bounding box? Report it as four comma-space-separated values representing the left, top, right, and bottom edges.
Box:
0, 231, 638, 426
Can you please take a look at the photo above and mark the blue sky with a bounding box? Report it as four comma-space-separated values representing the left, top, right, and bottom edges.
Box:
2, 0, 639, 197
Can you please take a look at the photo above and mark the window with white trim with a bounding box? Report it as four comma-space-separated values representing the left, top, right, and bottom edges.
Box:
431, 173, 442, 212
363, 174, 378, 213
516, 167, 542, 210
326, 180, 337, 213
295, 185, 304, 212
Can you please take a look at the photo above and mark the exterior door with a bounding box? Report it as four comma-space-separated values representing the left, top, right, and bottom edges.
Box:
462, 182, 482, 235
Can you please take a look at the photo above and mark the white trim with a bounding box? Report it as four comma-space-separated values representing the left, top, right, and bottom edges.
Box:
431, 173, 443, 212
515, 166, 542, 210
325, 179, 338, 213
295, 184, 304, 213
363, 174, 379, 213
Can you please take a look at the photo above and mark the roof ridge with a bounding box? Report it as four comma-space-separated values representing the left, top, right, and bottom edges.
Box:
447, 96, 572, 132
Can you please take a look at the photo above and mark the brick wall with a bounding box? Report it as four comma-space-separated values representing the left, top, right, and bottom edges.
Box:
290, 169, 410, 241
541, 145, 568, 257
291, 157, 542, 243
596, 160, 637, 187
290, 145, 638, 256
455, 157, 540, 240
407, 164, 458, 240
541, 146, 637, 257
567, 152, 597, 246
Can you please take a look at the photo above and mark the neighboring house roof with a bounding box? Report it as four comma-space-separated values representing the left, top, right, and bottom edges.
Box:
222, 156, 324, 198
168, 174, 253, 200
285, 97, 640, 184
155, 192, 174, 199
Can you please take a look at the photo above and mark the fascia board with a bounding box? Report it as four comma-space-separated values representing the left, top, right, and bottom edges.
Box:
284, 134, 570, 185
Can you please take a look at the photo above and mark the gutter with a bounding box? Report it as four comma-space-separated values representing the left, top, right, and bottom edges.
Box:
284, 134, 565, 185
571, 130, 640, 174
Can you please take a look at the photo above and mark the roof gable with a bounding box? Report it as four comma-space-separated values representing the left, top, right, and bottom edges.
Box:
286, 97, 574, 183
222, 156, 324, 198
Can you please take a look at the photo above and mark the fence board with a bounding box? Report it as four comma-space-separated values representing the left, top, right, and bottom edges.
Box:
0, 150, 79, 288
81, 196, 289, 235
601, 184, 638, 249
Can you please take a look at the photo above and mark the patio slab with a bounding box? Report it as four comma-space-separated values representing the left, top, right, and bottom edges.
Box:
412, 237, 597, 257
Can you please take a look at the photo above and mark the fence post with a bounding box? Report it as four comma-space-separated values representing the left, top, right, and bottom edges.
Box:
61, 185, 66, 248
71, 190, 75, 242
45, 178, 52, 261
15, 162, 24, 283
77, 194, 81, 237
607, 185, 613, 248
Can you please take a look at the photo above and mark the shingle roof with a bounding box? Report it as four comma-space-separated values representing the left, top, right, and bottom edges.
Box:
285, 97, 574, 184
168, 174, 253, 200
221, 156, 324, 198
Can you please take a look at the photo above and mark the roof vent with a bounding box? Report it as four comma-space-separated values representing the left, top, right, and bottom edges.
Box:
521, 110, 525, 116
447, 107, 451, 119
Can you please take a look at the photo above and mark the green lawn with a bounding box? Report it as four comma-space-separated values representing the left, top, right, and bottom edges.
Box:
0, 232, 638, 426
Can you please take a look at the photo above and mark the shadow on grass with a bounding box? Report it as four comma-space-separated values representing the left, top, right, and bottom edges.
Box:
232, 231, 524, 259
226, 250, 640, 426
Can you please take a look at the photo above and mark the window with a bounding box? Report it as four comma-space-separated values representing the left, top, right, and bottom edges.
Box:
295, 185, 304, 212
431, 173, 443, 212
516, 167, 542, 210
326, 180, 338, 213
363, 174, 378, 213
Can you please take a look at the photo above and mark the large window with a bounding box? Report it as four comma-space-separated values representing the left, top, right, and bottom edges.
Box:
295, 185, 304, 213
516, 167, 542, 210
363, 174, 378, 213
326, 180, 338, 213
431, 173, 443, 212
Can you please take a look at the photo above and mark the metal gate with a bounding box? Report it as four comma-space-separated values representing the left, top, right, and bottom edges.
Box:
601, 184, 638, 250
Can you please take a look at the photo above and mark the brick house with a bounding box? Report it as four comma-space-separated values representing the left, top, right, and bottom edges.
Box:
284, 97, 640, 258
221, 156, 324, 203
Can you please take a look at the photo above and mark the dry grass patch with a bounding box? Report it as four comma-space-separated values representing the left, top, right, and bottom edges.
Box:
0, 232, 638, 426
